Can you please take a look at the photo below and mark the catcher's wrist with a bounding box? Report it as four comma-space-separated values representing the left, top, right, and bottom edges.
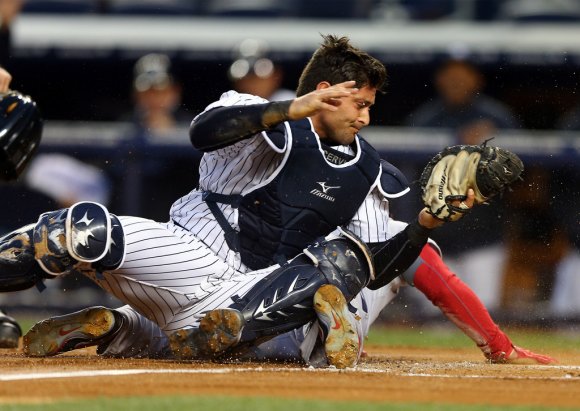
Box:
262, 100, 292, 128
407, 216, 435, 246
418, 208, 444, 229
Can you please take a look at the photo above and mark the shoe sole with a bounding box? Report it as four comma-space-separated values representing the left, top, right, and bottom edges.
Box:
169, 309, 244, 360
23, 306, 115, 357
314, 284, 359, 369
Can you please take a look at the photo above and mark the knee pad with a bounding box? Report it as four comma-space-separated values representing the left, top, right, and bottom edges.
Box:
303, 227, 373, 301
94, 213, 125, 271
33, 202, 125, 276
66, 201, 112, 262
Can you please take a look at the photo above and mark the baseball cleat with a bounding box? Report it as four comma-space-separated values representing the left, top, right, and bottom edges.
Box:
0, 310, 22, 349
23, 306, 117, 357
169, 308, 244, 360
314, 284, 360, 369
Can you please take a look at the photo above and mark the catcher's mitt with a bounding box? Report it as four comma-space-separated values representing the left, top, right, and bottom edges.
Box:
419, 144, 524, 222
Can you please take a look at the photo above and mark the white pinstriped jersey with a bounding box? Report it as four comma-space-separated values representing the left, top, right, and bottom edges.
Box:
87, 90, 396, 335
170, 91, 393, 268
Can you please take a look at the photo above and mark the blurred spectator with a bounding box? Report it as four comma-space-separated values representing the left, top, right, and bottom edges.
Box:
499, 167, 571, 314
124, 52, 190, 134
398, 58, 519, 258
115, 53, 197, 221
24, 153, 112, 208
0, 152, 112, 233
550, 239, 580, 317
406, 58, 520, 145
228, 39, 295, 101
502, 166, 579, 319
0, 0, 23, 65
443, 166, 580, 318
497, 0, 580, 22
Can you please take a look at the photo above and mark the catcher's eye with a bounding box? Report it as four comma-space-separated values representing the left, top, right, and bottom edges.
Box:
356, 100, 372, 110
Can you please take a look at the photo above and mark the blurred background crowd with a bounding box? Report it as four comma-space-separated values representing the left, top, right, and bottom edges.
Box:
0, 0, 579, 328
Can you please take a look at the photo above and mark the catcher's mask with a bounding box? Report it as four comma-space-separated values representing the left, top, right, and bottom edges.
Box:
0, 91, 43, 181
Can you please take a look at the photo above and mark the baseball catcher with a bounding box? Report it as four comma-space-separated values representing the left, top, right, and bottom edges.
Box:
419, 144, 524, 222
0, 90, 43, 181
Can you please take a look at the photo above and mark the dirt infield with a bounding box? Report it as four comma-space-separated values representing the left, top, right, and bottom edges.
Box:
1, 343, 579, 408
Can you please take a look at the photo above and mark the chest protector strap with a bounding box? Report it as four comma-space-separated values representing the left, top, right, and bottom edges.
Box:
202, 191, 243, 252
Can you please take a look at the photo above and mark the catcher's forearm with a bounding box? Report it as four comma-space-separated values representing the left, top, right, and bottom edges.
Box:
366, 220, 433, 290
190, 101, 293, 152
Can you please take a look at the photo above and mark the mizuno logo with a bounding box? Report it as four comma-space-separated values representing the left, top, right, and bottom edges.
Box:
316, 182, 340, 194
438, 165, 447, 200
310, 181, 340, 202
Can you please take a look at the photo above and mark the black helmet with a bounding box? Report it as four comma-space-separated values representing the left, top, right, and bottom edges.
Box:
0, 91, 43, 181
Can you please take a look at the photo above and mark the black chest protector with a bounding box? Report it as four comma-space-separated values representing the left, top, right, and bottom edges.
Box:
236, 119, 381, 270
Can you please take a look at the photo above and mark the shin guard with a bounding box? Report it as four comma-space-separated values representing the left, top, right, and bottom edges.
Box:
231, 229, 372, 344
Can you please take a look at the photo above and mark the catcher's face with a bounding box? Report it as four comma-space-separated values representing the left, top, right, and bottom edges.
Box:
314, 85, 376, 146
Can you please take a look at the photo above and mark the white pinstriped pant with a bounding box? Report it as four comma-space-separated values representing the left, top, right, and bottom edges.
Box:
89, 219, 410, 360
82, 216, 273, 333
99, 277, 403, 361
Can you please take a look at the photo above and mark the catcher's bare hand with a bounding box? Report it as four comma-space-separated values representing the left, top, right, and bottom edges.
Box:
419, 189, 475, 229
288, 81, 358, 120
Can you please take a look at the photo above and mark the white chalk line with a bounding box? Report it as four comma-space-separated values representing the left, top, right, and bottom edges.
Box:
1, 365, 579, 382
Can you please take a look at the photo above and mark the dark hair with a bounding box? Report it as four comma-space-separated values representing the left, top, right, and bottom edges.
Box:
296, 34, 388, 97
